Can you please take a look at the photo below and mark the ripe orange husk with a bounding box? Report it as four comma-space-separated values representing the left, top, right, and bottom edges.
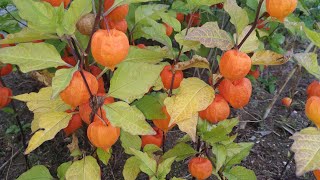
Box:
79, 94, 114, 124
101, 18, 128, 33
218, 78, 252, 109
266, 0, 297, 22
188, 157, 213, 180
91, 29, 130, 71
314, 170, 320, 180
63, 113, 82, 136
104, 0, 129, 22
176, 13, 184, 23
160, 65, 184, 90
0, 87, 12, 109
89, 65, 105, 94
42, 0, 70, 8
163, 23, 173, 36
141, 127, 163, 148
199, 94, 230, 124
219, 49, 252, 81
281, 97, 292, 108
136, 44, 146, 49
153, 106, 176, 133
305, 96, 320, 128
248, 68, 260, 79
60, 71, 98, 108
0, 64, 13, 76
186, 12, 201, 26
87, 121, 120, 151
307, 81, 320, 98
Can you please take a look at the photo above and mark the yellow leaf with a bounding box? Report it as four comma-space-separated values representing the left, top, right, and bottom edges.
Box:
174, 55, 210, 71
176, 113, 198, 141
25, 111, 72, 154
251, 50, 289, 65
14, 87, 70, 113
65, 156, 101, 180
237, 26, 261, 53
31, 112, 45, 132
164, 78, 214, 141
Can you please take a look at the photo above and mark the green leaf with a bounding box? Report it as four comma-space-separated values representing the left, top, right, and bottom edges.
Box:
223, 166, 257, 180
62, 0, 92, 35
123, 157, 141, 180
143, 144, 162, 155
224, 0, 249, 35
237, 26, 261, 53
120, 130, 142, 155
175, 28, 201, 53
45, 39, 68, 54
13, 0, 64, 34
0, 43, 67, 73
0, 28, 58, 44
218, 118, 239, 134
130, 148, 157, 176
186, 0, 225, 10
157, 157, 176, 179
124, 46, 170, 64
294, 53, 320, 80
0, 13, 21, 33
133, 94, 166, 120
65, 156, 100, 180
57, 162, 72, 180
185, 22, 234, 51
109, 62, 165, 103
51, 66, 78, 99
212, 144, 227, 172
104, 101, 156, 135
135, 4, 169, 24
225, 142, 254, 168
202, 126, 230, 145
290, 127, 320, 176
158, 11, 181, 32
17, 165, 53, 180
162, 143, 196, 161
303, 26, 320, 48
97, 148, 112, 165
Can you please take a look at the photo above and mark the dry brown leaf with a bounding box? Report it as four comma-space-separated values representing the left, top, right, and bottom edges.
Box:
174, 55, 210, 71
251, 50, 289, 65
29, 70, 54, 86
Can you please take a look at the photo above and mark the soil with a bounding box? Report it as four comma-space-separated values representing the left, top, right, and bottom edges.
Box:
0, 39, 319, 180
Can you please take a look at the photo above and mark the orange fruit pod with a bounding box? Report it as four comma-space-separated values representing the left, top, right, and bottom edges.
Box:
60, 71, 98, 108
176, 13, 184, 23
219, 49, 252, 81
104, 0, 129, 22
186, 12, 201, 26
57, 56, 77, 69
248, 68, 260, 79
63, 113, 82, 136
136, 44, 146, 49
307, 81, 320, 98
281, 97, 292, 108
305, 96, 320, 128
314, 169, 320, 180
42, 0, 70, 8
141, 127, 163, 148
188, 157, 213, 180
160, 65, 184, 90
266, 0, 297, 22
0, 64, 13, 76
163, 23, 173, 36
0, 87, 12, 109
218, 78, 252, 109
89, 65, 106, 94
101, 18, 128, 33
87, 121, 120, 151
199, 94, 230, 124
91, 29, 130, 71
79, 94, 114, 124
153, 106, 176, 133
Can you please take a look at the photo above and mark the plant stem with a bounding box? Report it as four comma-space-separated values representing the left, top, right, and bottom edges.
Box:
4, 8, 27, 27
237, 0, 265, 49
0, 77, 30, 170
85, 0, 102, 55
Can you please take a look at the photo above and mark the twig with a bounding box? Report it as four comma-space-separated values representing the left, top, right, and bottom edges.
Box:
0, 148, 23, 172
0, 77, 30, 170
279, 153, 294, 179
237, 0, 265, 49
5, 148, 14, 180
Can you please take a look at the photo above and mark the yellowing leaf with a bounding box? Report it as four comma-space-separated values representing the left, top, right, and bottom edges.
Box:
67, 134, 81, 157
29, 70, 54, 86
174, 55, 210, 71
130, 148, 157, 176
237, 26, 261, 53
123, 157, 141, 180
164, 78, 215, 141
251, 50, 288, 65
65, 156, 100, 180
14, 87, 70, 113
294, 53, 320, 80
104, 102, 156, 135
124, 46, 170, 64
175, 28, 201, 53
25, 111, 72, 154
290, 127, 320, 176
0, 43, 67, 73
224, 0, 249, 35
185, 22, 234, 51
